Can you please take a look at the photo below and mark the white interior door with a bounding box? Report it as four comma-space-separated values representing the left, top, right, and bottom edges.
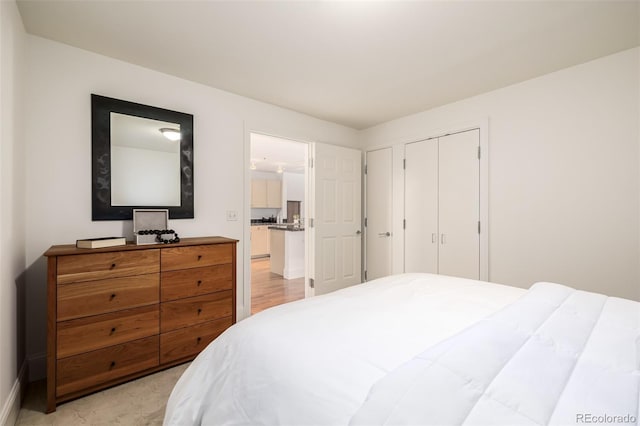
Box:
404, 139, 438, 273
365, 148, 393, 281
312, 143, 362, 295
438, 130, 480, 279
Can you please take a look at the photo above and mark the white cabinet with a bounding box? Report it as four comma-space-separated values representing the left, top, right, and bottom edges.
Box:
404, 129, 480, 280
251, 179, 282, 208
251, 180, 268, 208
250, 226, 270, 257
266, 180, 282, 208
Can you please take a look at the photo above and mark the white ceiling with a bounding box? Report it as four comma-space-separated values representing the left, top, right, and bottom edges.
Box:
16, 1, 640, 130
251, 133, 307, 174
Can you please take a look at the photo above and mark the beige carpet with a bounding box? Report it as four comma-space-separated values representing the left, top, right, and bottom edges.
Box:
15, 363, 189, 426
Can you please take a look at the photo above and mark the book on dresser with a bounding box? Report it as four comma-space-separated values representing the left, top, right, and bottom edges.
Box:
75, 236, 126, 249
44, 236, 238, 413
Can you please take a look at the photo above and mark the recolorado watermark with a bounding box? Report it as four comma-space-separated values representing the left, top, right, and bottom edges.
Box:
576, 413, 637, 424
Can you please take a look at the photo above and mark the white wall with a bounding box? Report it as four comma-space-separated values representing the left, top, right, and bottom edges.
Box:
0, 0, 26, 424
23, 35, 359, 379
283, 172, 305, 202
362, 48, 640, 301
111, 146, 181, 207
282, 172, 305, 222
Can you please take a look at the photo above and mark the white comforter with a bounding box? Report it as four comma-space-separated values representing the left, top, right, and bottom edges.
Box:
351, 282, 640, 425
164, 273, 525, 425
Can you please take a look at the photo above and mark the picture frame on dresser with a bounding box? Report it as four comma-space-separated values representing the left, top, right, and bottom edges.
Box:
44, 236, 237, 413
133, 208, 169, 245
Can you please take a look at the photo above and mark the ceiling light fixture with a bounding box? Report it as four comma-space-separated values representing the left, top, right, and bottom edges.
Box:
250, 162, 257, 170
276, 165, 284, 174
159, 128, 181, 141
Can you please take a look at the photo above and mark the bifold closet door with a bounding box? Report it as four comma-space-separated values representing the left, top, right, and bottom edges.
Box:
403, 129, 480, 279
438, 130, 480, 279
404, 139, 438, 273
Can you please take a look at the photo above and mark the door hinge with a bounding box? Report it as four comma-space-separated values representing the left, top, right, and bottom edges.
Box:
364, 217, 368, 227
364, 164, 367, 175
309, 218, 314, 228
403, 158, 406, 169
309, 157, 314, 168
364, 270, 368, 281
403, 219, 406, 229
309, 278, 315, 288
477, 146, 481, 160
478, 221, 481, 234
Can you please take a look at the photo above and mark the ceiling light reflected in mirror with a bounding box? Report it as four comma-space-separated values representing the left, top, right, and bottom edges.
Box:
159, 127, 181, 141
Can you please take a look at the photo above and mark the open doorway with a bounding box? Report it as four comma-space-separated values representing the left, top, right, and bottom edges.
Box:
249, 133, 308, 314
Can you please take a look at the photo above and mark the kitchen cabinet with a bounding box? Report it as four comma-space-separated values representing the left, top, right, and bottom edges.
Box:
266, 180, 282, 208
251, 180, 267, 208
251, 179, 282, 208
269, 227, 304, 279
250, 225, 270, 257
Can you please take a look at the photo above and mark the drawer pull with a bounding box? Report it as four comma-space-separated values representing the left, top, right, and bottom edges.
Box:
197, 280, 202, 286
110, 327, 116, 335
110, 263, 116, 269
197, 255, 202, 261
197, 308, 202, 315
110, 293, 116, 300
196, 336, 202, 344
109, 361, 116, 369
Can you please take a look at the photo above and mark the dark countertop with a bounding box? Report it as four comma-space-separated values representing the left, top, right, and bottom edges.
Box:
268, 225, 305, 232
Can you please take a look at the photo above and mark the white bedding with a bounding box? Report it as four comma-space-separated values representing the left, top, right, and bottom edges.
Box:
163, 273, 525, 425
350, 282, 640, 425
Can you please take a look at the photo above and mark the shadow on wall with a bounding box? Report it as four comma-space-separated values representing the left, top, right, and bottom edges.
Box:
16, 268, 27, 386
25, 257, 48, 382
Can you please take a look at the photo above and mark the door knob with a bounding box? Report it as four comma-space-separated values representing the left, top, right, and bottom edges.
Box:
356, 230, 362, 235
378, 232, 391, 237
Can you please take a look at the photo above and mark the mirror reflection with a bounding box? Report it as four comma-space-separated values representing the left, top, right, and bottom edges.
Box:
91, 94, 194, 220
110, 113, 181, 207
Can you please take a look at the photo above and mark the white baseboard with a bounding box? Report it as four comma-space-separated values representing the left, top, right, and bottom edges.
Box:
0, 362, 27, 426
283, 268, 304, 280
27, 353, 46, 382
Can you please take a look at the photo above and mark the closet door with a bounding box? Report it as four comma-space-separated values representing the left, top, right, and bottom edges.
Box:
404, 139, 438, 273
438, 130, 480, 279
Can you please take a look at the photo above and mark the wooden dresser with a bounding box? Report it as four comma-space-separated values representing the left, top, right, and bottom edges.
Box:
44, 236, 237, 413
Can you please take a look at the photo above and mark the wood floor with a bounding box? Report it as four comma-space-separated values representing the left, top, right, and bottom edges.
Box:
251, 257, 304, 314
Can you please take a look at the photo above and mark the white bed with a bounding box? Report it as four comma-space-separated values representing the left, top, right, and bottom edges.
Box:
163, 273, 639, 426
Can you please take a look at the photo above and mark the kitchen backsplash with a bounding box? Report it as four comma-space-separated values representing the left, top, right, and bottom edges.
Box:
251, 208, 281, 220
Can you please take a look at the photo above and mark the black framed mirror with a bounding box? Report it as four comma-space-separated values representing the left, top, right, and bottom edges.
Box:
91, 94, 194, 220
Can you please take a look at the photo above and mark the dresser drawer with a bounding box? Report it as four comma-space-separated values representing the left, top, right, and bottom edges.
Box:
57, 250, 160, 284
161, 264, 232, 302
160, 317, 232, 364
161, 244, 232, 272
56, 336, 159, 396
58, 274, 159, 321
57, 305, 159, 359
160, 291, 232, 333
